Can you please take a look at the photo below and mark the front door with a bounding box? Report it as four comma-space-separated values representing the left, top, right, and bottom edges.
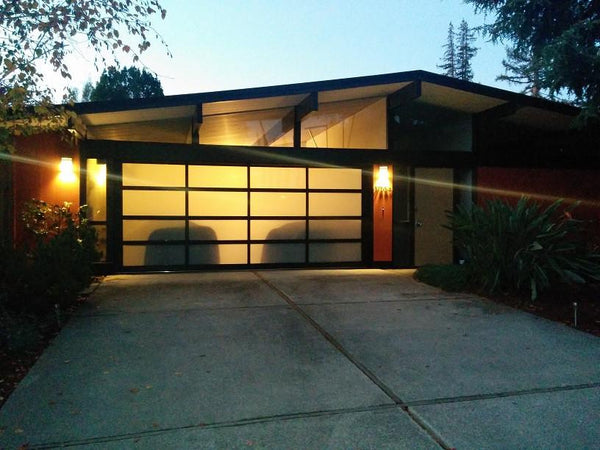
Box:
414, 168, 454, 266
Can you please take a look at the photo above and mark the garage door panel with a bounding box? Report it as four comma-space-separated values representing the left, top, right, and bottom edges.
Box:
123, 163, 185, 187
189, 191, 247, 216
123, 191, 185, 216
309, 220, 361, 239
309, 168, 362, 189
251, 243, 305, 264
251, 220, 306, 240
309, 193, 362, 216
309, 242, 362, 262
250, 167, 306, 188
250, 192, 306, 217
123, 245, 185, 266
190, 220, 247, 241
189, 244, 247, 265
123, 220, 186, 241
189, 165, 247, 188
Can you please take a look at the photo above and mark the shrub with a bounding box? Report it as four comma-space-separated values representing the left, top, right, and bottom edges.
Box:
0, 200, 100, 317
21, 200, 100, 312
414, 264, 470, 292
447, 197, 600, 300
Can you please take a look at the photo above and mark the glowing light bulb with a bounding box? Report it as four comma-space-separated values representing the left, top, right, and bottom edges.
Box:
58, 157, 76, 183
374, 166, 391, 192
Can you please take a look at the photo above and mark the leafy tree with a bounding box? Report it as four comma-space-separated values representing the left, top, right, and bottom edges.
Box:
0, 0, 169, 152
89, 66, 164, 101
438, 22, 457, 78
456, 19, 478, 81
464, 0, 600, 117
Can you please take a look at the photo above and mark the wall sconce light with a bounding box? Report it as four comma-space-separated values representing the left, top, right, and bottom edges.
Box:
374, 165, 392, 192
58, 157, 76, 183
94, 163, 107, 187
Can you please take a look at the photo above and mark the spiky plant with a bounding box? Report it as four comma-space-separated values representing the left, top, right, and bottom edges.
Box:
447, 197, 600, 300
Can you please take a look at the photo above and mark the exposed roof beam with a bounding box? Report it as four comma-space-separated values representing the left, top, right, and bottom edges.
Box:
475, 101, 522, 122
295, 92, 318, 120
387, 81, 421, 109
252, 93, 318, 147
252, 110, 295, 147
191, 104, 202, 144
294, 92, 318, 148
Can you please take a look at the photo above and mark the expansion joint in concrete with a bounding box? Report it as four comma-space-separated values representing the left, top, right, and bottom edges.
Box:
405, 381, 600, 407
253, 271, 454, 450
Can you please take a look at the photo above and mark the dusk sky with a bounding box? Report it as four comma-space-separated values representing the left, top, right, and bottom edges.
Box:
50, 0, 513, 98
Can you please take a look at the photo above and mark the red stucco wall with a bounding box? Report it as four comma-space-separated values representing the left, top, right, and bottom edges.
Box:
477, 167, 600, 242
12, 133, 80, 245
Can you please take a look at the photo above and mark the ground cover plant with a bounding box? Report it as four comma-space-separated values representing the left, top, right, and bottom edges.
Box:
413, 263, 470, 292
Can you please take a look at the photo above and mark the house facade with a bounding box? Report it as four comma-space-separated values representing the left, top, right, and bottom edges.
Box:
5, 71, 599, 272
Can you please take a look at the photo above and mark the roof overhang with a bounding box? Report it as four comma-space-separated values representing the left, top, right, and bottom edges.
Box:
74, 70, 580, 143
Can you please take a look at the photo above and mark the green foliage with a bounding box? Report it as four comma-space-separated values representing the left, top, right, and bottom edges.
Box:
0, 200, 99, 317
456, 19, 478, 81
438, 20, 478, 81
464, 0, 600, 117
0, 0, 168, 152
81, 81, 94, 102
90, 66, 164, 101
22, 200, 76, 241
447, 197, 600, 300
414, 264, 470, 292
438, 22, 457, 78
23, 200, 100, 311
497, 46, 544, 97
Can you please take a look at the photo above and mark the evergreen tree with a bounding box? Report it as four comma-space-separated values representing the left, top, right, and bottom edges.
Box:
456, 20, 478, 81
81, 81, 94, 103
497, 46, 544, 97
464, 0, 600, 117
438, 22, 456, 78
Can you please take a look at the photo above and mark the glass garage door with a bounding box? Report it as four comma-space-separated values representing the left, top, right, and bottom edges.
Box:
121, 164, 362, 268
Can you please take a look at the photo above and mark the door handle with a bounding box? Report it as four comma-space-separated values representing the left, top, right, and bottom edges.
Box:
415, 220, 423, 228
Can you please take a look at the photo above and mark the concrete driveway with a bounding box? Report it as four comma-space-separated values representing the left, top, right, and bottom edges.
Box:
1, 269, 599, 449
